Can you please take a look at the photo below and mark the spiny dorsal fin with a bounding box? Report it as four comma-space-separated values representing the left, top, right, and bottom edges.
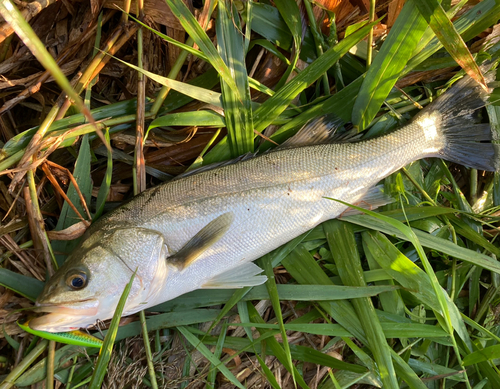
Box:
168, 212, 234, 270
280, 114, 360, 148
202, 262, 267, 288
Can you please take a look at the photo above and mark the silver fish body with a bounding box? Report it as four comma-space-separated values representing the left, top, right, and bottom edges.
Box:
31, 73, 499, 332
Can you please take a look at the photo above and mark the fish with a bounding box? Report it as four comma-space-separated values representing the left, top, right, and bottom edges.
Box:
30, 69, 499, 332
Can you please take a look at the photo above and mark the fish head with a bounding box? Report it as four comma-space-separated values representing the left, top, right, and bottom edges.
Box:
30, 226, 169, 332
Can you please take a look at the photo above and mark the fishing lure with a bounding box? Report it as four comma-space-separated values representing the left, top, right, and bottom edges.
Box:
17, 319, 103, 348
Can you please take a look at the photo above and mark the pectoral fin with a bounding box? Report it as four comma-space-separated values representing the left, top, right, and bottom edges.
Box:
168, 212, 234, 270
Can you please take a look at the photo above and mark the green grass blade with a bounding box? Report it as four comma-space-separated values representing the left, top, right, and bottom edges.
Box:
472, 379, 490, 389
216, 0, 254, 156
0, 71, 213, 163
139, 310, 158, 389
272, 0, 301, 90
324, 220, 398, 389
340, 337, 378, 377
202, 74, 365, 164
165, 0, 239, 96
51, 135, 92, 266
154, 284, 400, 312
149, 111, 225, 130
411, 0, 486, 89
409, 0, 467, 62
0, 340, 49, 389
198, 329, 368, 374
267, 229, 311, 267
13, 344, 96, 387
405, 0, 500, 74
124, 11, 209, 62
365, 234, 405, 319
106, 55, 222, 106
206, 321, 226, 389
282, 244, 368, 343
248, 39, 291, 67
352, 1, 427, 131
361, 230, 472, 351
463, 345, 500, 366
114, 309, 222, 341
236, 300, 252, 339
408, 359, 466, 381
265, 76, 365, 147
331, 198, 474, 385
249, 3, 293, 50
259, 254, 295, 385
247, 303, 311, 388
88, 271, 136, 389
448, 214, 500, 258
233, 322, 447, 339
344, 214, 500, 275
0, 268, 43, 300
254, 353, 282, 389
177, 326, 245, 389
290, 344, 367, 375
207, 288, 253, 334
390, 350, 428, 389
94, 129, 112, 220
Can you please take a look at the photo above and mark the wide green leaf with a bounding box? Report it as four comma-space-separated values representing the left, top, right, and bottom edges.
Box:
411, 0, 486, 89
149, 111, 225, 130
216, 0, 254, 156
252, 19, 379, 134
345, 214, 500, 275
405, 0, 500, 74
463, 345, 500, 366
0, 268, 44, 301
325, 221, 398, 389
51, 135, 92, 267
352, 1, 427, 131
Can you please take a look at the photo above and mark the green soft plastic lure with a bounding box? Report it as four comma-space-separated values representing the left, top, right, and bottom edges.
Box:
17, 319, 103, 348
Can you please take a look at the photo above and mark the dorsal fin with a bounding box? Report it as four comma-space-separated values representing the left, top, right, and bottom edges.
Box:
280, 114, 360, 148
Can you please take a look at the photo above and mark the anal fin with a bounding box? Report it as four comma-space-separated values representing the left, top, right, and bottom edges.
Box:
202, 262, 267, 289
340, 185, 394, 217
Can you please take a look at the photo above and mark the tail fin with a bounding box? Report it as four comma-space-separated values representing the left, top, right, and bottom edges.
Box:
414, 64, 499, 171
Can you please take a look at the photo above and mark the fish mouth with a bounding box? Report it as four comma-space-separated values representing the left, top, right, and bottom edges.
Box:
35, 298, 98, 313
29, 299, 100, 332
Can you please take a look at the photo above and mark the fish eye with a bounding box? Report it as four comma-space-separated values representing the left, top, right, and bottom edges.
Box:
66, 271, 88, 290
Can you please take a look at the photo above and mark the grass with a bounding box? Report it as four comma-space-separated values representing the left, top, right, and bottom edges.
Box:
1, 0, 500, 388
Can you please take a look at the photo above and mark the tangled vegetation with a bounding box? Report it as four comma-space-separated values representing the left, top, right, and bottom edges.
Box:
1, 0, 500, 388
